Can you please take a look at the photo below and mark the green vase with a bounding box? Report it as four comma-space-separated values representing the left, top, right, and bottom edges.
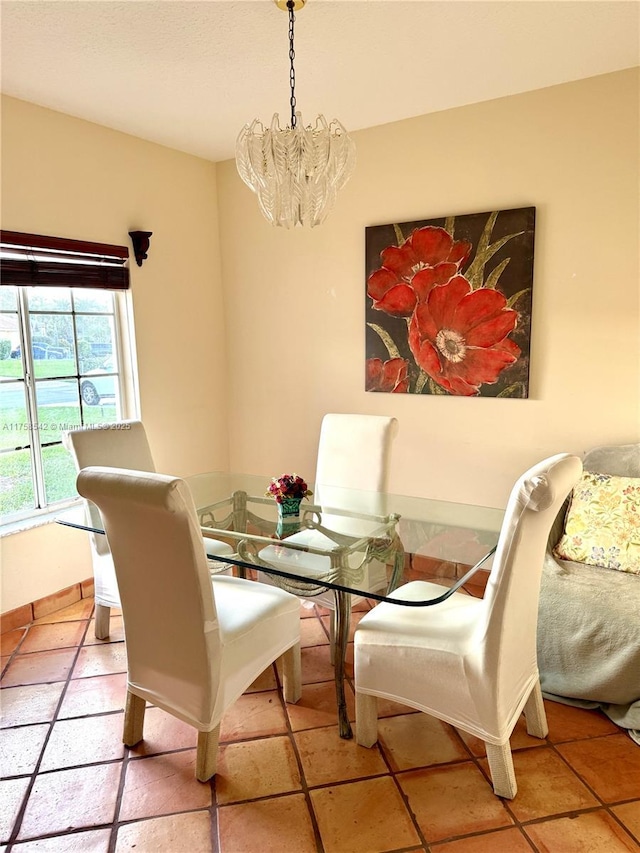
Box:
277, 497, 302, 538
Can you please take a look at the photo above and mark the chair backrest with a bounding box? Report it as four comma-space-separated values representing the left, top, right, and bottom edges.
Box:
478, 454, 583, 724
64, 421, 156, 555
77, 466, 221, 728
313, 413, 398, 535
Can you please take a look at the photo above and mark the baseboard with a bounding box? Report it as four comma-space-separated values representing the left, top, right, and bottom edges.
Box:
1, 578, 94, 634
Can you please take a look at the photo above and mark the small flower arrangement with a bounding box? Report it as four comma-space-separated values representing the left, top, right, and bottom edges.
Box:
266, 473, 313, 504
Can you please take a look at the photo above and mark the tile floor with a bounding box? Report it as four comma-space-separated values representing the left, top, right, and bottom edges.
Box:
1, 595, 640, 853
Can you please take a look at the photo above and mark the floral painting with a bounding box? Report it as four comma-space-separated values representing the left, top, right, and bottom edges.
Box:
365, 207, 535, 397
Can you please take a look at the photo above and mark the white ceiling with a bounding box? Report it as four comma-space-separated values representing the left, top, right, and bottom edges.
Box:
1, 0, 638, 163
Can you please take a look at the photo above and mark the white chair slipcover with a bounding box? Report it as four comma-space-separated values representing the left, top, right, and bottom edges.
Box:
354, 453, 583, 799
77, 466, 301, 782
64, 420, 233, 639
259, 413, 399, 630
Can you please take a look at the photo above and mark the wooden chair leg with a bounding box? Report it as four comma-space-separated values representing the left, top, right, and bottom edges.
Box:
280, 643, 302, 704
355, 691, 378, 747
94, 604, 111, 640
196, 726, 220, 782
524, 680, 549, 739
485, 742, 517, 799
123, 690, 146, 747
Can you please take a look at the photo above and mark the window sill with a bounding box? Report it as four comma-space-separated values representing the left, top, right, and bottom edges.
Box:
0, 500, 84, 538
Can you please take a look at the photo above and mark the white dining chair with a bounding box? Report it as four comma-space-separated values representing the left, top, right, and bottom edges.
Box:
77, 466, 301, 782
354, 453, 583, 799
259, 413, 399, 649
64, 420, 233, 639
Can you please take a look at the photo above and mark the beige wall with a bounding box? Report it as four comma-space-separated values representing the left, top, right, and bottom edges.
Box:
1, 96, 228, 612
217, 69, 639, 506
2, 69, 639, 613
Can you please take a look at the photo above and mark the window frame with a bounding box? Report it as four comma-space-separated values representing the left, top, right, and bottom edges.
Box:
0, 231, 138, 529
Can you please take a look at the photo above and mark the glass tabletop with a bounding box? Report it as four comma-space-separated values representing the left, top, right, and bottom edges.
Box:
58, 471, 503, 605
180, 472, 502, 605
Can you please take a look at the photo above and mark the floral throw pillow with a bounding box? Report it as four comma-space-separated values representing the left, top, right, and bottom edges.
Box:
553, 472, 640, 574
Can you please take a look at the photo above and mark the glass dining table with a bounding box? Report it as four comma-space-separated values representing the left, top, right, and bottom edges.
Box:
58, 471, 504, 739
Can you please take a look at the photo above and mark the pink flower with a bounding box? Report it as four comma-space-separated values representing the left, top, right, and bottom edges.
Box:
266, 474, 313, 504
408, 276, 520, 396
367, 226, 472, 318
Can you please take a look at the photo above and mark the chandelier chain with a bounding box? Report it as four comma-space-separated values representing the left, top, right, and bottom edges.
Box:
288, 0, 297, 128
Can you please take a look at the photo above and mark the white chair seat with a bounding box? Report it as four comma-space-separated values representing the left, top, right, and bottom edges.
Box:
259, 526, 390, 606
211, 575, 302, 722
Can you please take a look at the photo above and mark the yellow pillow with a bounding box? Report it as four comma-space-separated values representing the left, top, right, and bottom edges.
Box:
554, 471, 640, 574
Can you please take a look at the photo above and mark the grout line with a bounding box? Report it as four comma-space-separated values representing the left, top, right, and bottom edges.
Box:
4, 603, 640, 853
5, 608, 95, 848
278, 610, 328, 853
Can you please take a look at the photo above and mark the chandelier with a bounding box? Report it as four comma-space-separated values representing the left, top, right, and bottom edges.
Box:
236, 0, 356, 229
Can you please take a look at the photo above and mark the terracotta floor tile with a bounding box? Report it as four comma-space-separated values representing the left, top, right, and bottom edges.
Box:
220, 690, 288, 742
31, 600, 94, 625
115, 810, 212, 853
84, 616, 125, 645
432, 827, 532, 852
544, 700, 620, 742
218, 793, 317, 853
71, 643, 127, 678
0, 777, 30, 843
310, 776, 421, 853
119, 749, 210, 821
286, 680, 355, 732
321, 610, 366, 643
378, 714, 468, 771
524, 808, 640, 852
216, 736, 301, 804
1, 724, 49, 777
493, 746, 598, 822
0, 629, 26, 657
294, 725, 388, 787
0, 683, 65, 728
299, 616, 330, 647
397, 762, 513, 843
18, 762, 122, 840
19, 622, 87, 654
10, 828, 111, 851
245, 665, 277, 693
128, 706, 196, 756
39, 713, 124, 771
58, 672, 127, 719
557, 734, 640, 802
457, 714, 547, 757
300, 645, 336, 685
1, 649, 76, 688
612, 801, 640, 842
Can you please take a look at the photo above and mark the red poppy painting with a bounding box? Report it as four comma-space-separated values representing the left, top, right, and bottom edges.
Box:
365, 207, 535, 397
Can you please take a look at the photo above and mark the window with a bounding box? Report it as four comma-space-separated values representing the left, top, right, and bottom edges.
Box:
0, 231, 136, 524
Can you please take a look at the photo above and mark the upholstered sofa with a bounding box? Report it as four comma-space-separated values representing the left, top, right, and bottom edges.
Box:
537, 443, 640, 739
